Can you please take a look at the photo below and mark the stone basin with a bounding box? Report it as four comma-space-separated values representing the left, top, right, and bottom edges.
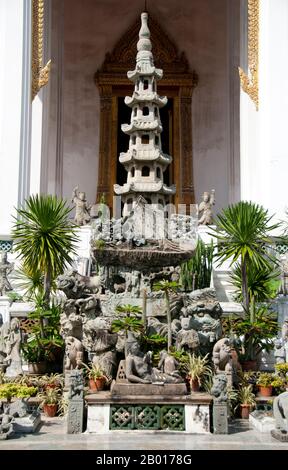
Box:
92, 240, 195, 269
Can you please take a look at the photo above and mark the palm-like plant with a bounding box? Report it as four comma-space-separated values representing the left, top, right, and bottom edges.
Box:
212, 201, 281, 314
231, 262, 280, 305
153, 280, 179, 352
183, 353, 212, 390
112, 304, 143, 357
12, 194, 78, 305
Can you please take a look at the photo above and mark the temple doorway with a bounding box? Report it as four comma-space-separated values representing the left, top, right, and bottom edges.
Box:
95, 14, 197, 211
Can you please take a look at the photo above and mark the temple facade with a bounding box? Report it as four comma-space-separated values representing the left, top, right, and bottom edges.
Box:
0, 0, 288, 238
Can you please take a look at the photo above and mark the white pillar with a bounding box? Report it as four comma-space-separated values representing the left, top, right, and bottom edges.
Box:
240, 0, 288, 222
0, 0, 25, 235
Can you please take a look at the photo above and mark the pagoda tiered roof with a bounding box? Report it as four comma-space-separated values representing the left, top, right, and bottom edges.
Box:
114, 181, 176, 196
119, 148, 172, 165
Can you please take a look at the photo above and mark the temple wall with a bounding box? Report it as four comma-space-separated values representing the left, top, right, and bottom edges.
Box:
50, 0, 240, 214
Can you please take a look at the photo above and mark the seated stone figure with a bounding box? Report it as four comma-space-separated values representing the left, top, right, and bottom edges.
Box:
125, 338, 183, 385
271, 391, 288, 441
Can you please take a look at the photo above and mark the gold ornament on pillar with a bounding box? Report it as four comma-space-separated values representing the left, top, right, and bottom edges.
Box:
32, 0, 51, 100
238, 0, 259, 110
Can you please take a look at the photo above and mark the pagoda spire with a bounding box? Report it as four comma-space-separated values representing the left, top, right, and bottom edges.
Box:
114, 12, 176, 217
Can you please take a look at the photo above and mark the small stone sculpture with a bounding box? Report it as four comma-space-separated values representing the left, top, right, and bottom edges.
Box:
125, 337, 183, 384
0, 408, 14, 439
210, 374, 228, 403
64, 336, 84, 371
158, 350, 182, 381
0, 253, 13, 296
274, 338, 286, 365
71, 186, 91, 226
198, 190, 215, 225
175, 316, 200, 352
271, 391, 288, 441
5, 318, 22, 377
281, 319, 288, 362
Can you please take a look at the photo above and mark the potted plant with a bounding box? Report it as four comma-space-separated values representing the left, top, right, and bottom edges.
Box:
82, 363, 108, 392
256, 372, 274, 397
236, 385, 256, 419
39, 373, 64, 390
183, 353, 212, 392
37, 387, 62, 417
21, 340, 48, 374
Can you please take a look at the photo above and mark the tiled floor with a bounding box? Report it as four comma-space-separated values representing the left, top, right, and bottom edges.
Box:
0, 416, 287, 450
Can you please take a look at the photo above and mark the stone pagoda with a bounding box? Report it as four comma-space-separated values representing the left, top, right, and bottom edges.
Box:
114, 12, 176, 217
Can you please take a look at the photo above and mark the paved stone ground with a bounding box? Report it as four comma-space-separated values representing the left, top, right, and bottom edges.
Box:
0, 416, 287, 450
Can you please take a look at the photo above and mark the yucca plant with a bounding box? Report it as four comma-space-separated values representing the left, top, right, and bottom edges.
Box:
211, 201, 281, 315
152, 281, 179, 352
231, 262, 280, 305
183, 353, 212, 391
12, 194, 78, 306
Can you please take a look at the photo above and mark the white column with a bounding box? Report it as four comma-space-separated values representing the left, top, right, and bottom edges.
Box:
0, 0, 25, 235
240, 0, 288, 222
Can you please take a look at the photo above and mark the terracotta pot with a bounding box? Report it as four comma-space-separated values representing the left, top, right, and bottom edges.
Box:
28, 362, 47, 374
240, 404, 251, 419
89, 377, 106, 391
190, 378, 200, 392
258, 385, 273, 397
43, 404, 58, 417
241, 360, 257, 372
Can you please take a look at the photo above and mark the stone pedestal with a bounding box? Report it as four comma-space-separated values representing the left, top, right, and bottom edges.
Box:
13, 411, 41, 433
0, 296, 10, 324
249, 410, 275, 433
67, 400, 84, 434
9, 301, 35, 319
212, 402, 228, 434
86, 404, 110, 434
72, 226, 93, 275
185, 404, 210, 434
271, 429, 288, 442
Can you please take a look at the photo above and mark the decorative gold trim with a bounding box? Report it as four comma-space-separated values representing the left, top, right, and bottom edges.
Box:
239, 0, 259, 110
32, 0, 51, 100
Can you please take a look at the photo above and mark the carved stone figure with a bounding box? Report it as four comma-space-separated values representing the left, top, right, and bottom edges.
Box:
183, 288, 223, 350
68, 370, 84, 401
71, 186, 91, 226
0, 253, 13, 296
158, 350, 182, 380
210, 374, 228, 403
198, 190, 215, 225
8, 399, 29, 418
0, 408, 14, 439
125, 337, 183, 384
5, 318, 22, 377
57, 271, 102, 299
0, 314, 7, 367
212, 338, 233, 374
274, 338, 286, 365
281, 319, 288, 363
271, 391, 288, 441
64, 336, 84, 371
175, 316, 200, 352
67, 369, 84, 434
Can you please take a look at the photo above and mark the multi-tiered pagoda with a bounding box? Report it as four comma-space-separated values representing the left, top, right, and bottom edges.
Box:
114, 12, 176, 217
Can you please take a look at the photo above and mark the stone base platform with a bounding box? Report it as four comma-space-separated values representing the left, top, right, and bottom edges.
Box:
111, 382, 187, 397
85, 392, 212, 434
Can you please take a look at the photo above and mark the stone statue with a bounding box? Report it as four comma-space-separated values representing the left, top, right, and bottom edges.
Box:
0, 408, 14, 439
71, 186, 91, 226
0, 253, 13, 296
198, 190, 215, 225
157, 350, 182, 381
271, 391, 288, 441
210, 374, 228, 403
125, 337, 183, 385
212, 338, 233, 374
175, 316, 200, 352
68, 369, 84, 401
281, 319, 288, 362
64, 336, 84, 371
0, 314, 8, 368
274, 338, 286, 365
5, 318, 22, 377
